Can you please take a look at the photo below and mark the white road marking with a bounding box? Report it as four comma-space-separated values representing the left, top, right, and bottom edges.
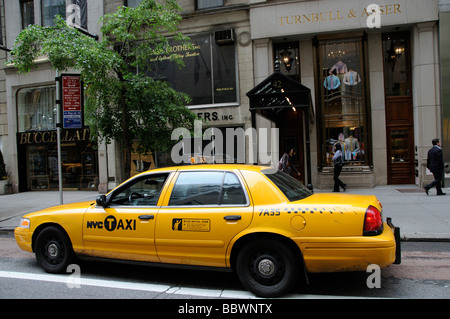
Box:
0, 270, 170, 293
0, 270, 377, 299
0, 270, 256, 298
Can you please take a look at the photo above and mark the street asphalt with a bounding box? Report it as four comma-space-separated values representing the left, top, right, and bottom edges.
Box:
0, 185, 449, 241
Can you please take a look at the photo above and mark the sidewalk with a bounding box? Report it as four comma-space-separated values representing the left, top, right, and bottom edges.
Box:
0, 186, 449, 241
315, 185, 450, 241
0, 191, 98, 231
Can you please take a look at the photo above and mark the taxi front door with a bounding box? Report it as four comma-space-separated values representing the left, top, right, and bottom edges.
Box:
82, 173, 172, 262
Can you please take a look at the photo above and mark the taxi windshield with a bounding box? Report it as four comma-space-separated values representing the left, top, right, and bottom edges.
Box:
263, 169, 313, 202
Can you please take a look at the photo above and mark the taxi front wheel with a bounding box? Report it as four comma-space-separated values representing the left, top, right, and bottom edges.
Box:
35, 226, 75, 274
235, 239, 300, 297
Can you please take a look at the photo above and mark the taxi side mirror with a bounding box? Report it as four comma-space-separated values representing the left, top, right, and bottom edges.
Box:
96, 195, 108, 208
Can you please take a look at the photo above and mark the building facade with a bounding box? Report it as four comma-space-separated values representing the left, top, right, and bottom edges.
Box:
0, 0, 448, 194
2, 0, 104, 193
249, 0, 444, 189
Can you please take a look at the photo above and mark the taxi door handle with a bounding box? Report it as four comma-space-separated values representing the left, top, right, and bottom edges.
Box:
224, 215, 241, 221
139, 215, 154, 220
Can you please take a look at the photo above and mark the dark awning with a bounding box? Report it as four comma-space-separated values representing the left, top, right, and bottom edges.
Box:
246, 61, 314, 186
246, 68, 312, 112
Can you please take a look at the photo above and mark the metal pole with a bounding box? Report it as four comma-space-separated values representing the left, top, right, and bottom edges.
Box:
56, 70, 63, 205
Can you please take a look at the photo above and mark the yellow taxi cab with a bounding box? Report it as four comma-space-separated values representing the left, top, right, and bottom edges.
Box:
15, 164, 400, 297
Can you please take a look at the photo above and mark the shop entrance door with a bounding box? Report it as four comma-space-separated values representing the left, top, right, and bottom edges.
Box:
385, 97, 415, 184
279, 109, 305, 182
382, 32, 414, 184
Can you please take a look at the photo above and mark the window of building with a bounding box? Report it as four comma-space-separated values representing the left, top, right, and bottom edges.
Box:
197, 0, 224, 10
316, 35, 370, 168
150, 32, 237, 107
41, 0, 66, 27
382, 32, 411, 97
17, 86, 57, 132
125, 0, 143, 7
21, 0, 35, 29
169, 125, 246, 165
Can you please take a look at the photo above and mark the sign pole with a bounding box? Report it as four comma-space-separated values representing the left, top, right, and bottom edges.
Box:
56, 70, 63, 205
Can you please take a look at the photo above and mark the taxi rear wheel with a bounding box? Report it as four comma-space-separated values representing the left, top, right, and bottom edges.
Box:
235, 239, 300, 297
35, 226, 74, 274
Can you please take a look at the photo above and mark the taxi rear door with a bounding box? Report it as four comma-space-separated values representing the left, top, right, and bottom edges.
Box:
155, 170, 253, 268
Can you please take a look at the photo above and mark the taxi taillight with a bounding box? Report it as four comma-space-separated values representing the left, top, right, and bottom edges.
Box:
363, 205, 383, 236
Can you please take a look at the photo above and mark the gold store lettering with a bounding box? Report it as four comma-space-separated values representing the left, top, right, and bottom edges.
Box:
18, 128, 91, 145
278, 4, 401, 26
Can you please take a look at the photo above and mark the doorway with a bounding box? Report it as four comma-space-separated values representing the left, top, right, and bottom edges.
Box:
278, 108, 305, 182
382, 32, 414, 184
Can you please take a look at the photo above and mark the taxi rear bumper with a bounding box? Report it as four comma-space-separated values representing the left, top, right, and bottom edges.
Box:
292, 219, 401, 273
387, 217, 401, 264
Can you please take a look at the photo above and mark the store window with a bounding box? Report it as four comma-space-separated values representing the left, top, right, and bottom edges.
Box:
17, 86, 57, 132
150, 32, 237, 106
20, 136, 98, 191
316, 36, 369, 168
17, 86, 98, 191
41, 0, 66, 26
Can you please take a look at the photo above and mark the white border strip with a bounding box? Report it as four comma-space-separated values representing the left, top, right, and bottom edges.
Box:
0, 271, 374, 299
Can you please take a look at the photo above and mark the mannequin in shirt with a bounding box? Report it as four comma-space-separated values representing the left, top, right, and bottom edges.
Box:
343, 69, 361, 86
344, 133, 360, 161
330, 60, 348, 75
342, 68, 361, 113
324, 69, 341, 94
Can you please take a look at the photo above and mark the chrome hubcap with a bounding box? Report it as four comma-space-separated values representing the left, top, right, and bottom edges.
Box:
258, 258, 275, 277
47, 243, 59, 258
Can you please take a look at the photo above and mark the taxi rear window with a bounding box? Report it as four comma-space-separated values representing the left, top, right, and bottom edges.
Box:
263, 170, 312, 202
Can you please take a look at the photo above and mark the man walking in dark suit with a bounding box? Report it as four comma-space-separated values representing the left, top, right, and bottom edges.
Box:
424, 138, 446, 195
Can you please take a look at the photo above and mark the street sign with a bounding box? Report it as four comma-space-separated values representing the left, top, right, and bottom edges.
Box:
61, 74, 83, 129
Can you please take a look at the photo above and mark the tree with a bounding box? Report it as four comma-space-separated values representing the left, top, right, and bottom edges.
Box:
8, 0, 197, 180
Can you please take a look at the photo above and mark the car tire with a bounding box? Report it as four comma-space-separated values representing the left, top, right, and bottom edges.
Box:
235, 239, 300, 297
35, 226, 75, 274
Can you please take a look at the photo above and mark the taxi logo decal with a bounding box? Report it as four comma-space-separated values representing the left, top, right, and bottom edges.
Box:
172, 218, 210, 232
86, 215, 136, 231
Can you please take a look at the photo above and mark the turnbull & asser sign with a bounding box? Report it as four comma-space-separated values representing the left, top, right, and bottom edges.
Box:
250, 0, 438, 39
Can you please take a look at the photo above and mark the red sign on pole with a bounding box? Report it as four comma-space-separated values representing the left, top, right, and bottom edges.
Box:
62, 74, 83, 129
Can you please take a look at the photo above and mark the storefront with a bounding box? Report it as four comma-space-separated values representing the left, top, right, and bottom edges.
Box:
249, 0, 441, 188
15, 85, 98, 191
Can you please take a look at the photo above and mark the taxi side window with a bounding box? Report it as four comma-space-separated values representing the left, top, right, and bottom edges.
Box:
109, 173, 169, 206
169, 171, 247, 206
221, 172, 247, 205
